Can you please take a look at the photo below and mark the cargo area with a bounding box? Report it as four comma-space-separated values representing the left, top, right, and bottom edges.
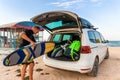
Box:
47, 32, 81, 61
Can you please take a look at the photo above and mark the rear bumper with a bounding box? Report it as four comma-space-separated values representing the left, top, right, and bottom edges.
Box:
43, 55, 92, 73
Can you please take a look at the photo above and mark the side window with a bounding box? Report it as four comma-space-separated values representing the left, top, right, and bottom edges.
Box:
99, 33, 105, 43
88, 31, 96, 43
62, 34, 71, 41
52, 34, 61, 42
94, 31, 102, 43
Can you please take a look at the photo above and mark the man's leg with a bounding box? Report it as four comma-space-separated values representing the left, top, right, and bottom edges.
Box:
29, 62, 35, 80
21, 64, 27, 80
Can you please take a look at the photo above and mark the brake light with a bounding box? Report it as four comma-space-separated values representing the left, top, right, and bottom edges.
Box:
81, 46, 91, 53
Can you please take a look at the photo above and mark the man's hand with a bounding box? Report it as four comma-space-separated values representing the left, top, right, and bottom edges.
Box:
30, 41, 36, 50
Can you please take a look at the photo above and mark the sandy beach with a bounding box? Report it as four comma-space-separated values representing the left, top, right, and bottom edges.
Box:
0, 47, 120, 80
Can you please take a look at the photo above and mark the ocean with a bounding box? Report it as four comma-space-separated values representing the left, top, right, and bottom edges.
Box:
108, 41, 120, 47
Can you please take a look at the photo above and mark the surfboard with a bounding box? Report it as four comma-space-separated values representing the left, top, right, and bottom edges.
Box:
3, 42, 55, 66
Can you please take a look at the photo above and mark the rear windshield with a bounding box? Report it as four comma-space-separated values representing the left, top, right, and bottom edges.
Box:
45, 20, 77, 30
53, 33, 72, 42
52, 33, 80, 43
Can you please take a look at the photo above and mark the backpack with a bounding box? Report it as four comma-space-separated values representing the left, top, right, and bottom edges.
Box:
51, 44, 69, 58
51, 46, 63, 57
64, 40, 81, 61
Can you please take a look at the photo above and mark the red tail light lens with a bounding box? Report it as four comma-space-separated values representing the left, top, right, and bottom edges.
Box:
81, 46, 91, 53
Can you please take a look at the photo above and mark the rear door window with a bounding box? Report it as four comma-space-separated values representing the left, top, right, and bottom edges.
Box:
99, 33, 105, 43
88, 31, 96, 43
94, 31, 102, 43
88, 31, 103, 43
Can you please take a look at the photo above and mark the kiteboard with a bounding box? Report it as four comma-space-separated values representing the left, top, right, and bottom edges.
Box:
3, 42, 55, 66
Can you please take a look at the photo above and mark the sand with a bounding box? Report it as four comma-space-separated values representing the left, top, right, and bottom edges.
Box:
0, 47, 120, 80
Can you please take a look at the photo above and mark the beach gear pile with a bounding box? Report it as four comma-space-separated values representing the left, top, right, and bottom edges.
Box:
51, 40, 81, 61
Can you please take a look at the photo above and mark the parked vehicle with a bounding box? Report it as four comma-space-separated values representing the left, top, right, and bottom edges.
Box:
31, 10, 109, 76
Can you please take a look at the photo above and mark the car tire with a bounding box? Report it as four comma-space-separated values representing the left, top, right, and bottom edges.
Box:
104, 48, 109, 59
87, 57, 99, 77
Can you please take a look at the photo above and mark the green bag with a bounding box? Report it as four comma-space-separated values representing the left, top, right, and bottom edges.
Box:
64, 40, 81, 60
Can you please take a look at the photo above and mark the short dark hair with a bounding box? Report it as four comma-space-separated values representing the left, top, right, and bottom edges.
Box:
33, 26, 40, 30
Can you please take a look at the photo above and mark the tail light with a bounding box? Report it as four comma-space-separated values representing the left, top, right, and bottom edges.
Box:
81, 46, 91, 53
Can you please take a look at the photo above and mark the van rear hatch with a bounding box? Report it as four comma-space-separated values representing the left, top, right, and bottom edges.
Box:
31, 10, 82, 33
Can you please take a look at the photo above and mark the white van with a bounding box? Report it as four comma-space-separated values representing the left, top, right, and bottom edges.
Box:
31, 10, 109, 76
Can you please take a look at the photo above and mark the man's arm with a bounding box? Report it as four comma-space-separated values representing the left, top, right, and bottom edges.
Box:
19, 32, 36, 46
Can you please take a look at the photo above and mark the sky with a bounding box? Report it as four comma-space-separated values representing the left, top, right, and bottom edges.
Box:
0, 0, 120, 40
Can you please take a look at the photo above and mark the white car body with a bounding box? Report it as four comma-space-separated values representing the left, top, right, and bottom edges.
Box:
31, 10, 109, 76
43, 29, 108, 73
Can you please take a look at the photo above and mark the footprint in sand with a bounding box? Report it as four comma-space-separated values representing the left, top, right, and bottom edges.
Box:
6, 69, 10, 71
45, 73, 50, 75
36, 68, 43, 72
35, 62, 39, 64
16, 73, 21, 77
6, 73, 9, 75
41, 72, 50, 75
112, 58, 120, 61
15, 69, 21, 73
